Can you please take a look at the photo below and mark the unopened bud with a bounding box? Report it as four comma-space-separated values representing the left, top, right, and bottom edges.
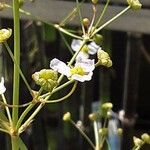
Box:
141, 133, 150, 144
117, 128, 123, 136
83, 18, 90, 28
102, 102, 113, 111
93, 34, 103, 45
32, 69, 58, 92
0, 3, 5, 11
99, 128, 108, 136
133, 136, 143, 147
97, 49, 112, 67
0, 28, 12, 43
63, 112, 71, 121
89, 113, 98, 121
127, 0, 142, 10
91, 0, 98, 5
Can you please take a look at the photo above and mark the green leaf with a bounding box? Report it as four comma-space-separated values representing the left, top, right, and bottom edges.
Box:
18, 137, 28, 150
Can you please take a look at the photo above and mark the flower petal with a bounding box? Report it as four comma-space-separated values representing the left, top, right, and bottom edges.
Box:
50, 58, 70, 77
71, 39, 82, 52
72, 72, 93, 82
88, 42, 100, 55
76, 51, 89, 60
0, 77, 6, 94
75, 57, 95, 72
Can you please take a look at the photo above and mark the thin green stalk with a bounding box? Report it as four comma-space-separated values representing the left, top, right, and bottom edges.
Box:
16, 103, 35, 129
0, 128, 10, 134
45, 81, 77, 103
59, 31, 74, 55
1, 94, 12, 125
4, 42, 32, 94
94, 0, 110, 30
12, 0, 20, 126
19, 103, 44, 134
70, 120, 95, 150
93, 121, 100, 150
91, 6, 131, 37
76, 0, 86, 35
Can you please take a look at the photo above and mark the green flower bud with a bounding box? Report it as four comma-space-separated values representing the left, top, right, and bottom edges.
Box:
133, 136, 143, 147
32, 69, 58, 92
83, 18, 90, 28
141, 133, 150, 144
0, 28, 12, 43
93, 34, 103, 45
91, 0, 98, 5
127, 0, 142, 10
97, 49, 112, 67
117, 128, 123, 136
0, 3, 5, 11
99, 128, 108, 136
89, 113, 98, 121
63, 112, 71, 121
102, 102, 113, 110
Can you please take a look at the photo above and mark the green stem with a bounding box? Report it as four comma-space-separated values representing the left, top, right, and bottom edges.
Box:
4, 42, 32, 94
12, 0, 20, 125
16, 103, 35, 129
0, 128, 10, 134
45, 81, 77, 103
19, 103, 44, 134
70, 120, 95, 150
91, 6, 131, 37
93, 121, 100, 150
1, 94, 12, 125
94, 0, 110, 30
12, 0, 20, 149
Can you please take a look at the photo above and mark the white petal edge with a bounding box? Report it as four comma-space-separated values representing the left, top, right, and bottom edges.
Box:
71, 39, 82, 52
0, 77, 6, 94
50, 58, 70, 77
88, 42, 100, 55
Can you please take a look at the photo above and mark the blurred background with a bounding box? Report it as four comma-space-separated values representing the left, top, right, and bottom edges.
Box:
0, 0, 150, 149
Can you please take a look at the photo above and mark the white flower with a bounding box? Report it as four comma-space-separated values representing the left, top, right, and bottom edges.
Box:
71, 39, 100, 59
50, 57, 95, 82
0, 77, 6, 94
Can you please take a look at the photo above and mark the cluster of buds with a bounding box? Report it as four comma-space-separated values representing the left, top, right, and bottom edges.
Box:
127, 0, 142, 10
32, 69, 58, 92
0, 28, 12, 43
97, 49, 112, 67
133, 133, 150, 148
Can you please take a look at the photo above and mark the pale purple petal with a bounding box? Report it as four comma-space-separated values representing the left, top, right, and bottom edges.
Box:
88, 42, 100, 55
71, 39, 82, 52
0, 77, 6, 94
50, 58, 70, 77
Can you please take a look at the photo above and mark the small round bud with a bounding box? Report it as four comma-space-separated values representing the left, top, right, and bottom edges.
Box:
117, 128, 123, 136
99, 128, 108, 136
133, 136, 143, 147
93, 34, 103, 45
89, 113, 98, 121
63, 112, 71, 121
102, 102, 113, 111
0, 3, 5, 11
141, 133, 150, 144
83, 18, 90, 27
106, 111, 112, 119
127, 0, 142, 10
91, 0, 98, 5
0, 28, 12, 43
